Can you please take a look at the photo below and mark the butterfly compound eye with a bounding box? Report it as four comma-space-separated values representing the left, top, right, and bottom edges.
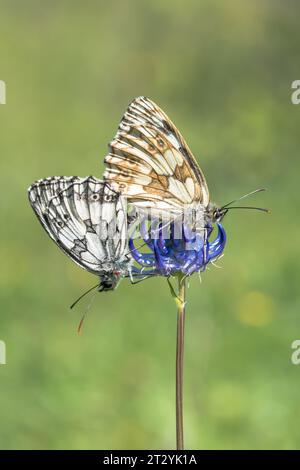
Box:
213, 209, 221, 222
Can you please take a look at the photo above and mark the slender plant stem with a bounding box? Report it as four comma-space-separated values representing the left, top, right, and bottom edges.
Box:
176, 274, 186, 450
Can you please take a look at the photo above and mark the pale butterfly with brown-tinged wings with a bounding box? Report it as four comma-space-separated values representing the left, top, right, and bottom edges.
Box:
104, 96, 268, 225
28, 176, 131, 293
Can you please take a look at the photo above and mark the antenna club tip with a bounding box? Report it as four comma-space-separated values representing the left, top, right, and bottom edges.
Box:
77, 315, 86, 335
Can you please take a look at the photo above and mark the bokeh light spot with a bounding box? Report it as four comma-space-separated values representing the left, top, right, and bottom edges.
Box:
236, 290, 274, 326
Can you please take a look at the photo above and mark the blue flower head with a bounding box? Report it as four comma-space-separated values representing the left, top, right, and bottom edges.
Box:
129, 217, 226, 277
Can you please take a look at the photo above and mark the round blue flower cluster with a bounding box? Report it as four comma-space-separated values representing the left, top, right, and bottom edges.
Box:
129, 218, 226, 277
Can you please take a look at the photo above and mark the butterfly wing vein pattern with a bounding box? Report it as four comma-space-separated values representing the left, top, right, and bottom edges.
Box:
104, 96, 210, 213
28, 176, 128, 277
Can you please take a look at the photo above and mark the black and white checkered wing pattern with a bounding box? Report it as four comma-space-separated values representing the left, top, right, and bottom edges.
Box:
28, 176, 128, 275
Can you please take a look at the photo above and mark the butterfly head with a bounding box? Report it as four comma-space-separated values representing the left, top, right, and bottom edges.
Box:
99, 272, 121, 291
206, 203, 228, 223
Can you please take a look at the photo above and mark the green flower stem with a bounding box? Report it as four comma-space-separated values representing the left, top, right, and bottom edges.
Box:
176, 273, 186, 450
168, 274, 186, 450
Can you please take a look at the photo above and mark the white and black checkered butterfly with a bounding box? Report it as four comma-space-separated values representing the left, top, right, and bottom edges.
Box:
28, 176, 130, 291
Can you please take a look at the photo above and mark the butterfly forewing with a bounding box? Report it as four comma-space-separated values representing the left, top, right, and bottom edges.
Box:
28, 176, 128, 276
104, 96, 210, 214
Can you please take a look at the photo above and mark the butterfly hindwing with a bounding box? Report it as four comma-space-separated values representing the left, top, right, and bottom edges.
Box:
104, 96, 210, 213
28, 176, 128, 275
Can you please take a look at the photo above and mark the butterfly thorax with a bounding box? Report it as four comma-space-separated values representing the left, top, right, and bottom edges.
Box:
98, 258, 130, 291
182, 202, 226, 229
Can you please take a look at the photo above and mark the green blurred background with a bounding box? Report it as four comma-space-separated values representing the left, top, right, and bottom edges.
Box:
0, 0, 299, 450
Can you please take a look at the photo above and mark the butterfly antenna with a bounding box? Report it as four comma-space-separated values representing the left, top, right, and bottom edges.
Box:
70, 283, 99, 310
226, 206, 270, 213
77, 314, 86, 335
77, 287, 99, 335
221, 188, 266, 209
